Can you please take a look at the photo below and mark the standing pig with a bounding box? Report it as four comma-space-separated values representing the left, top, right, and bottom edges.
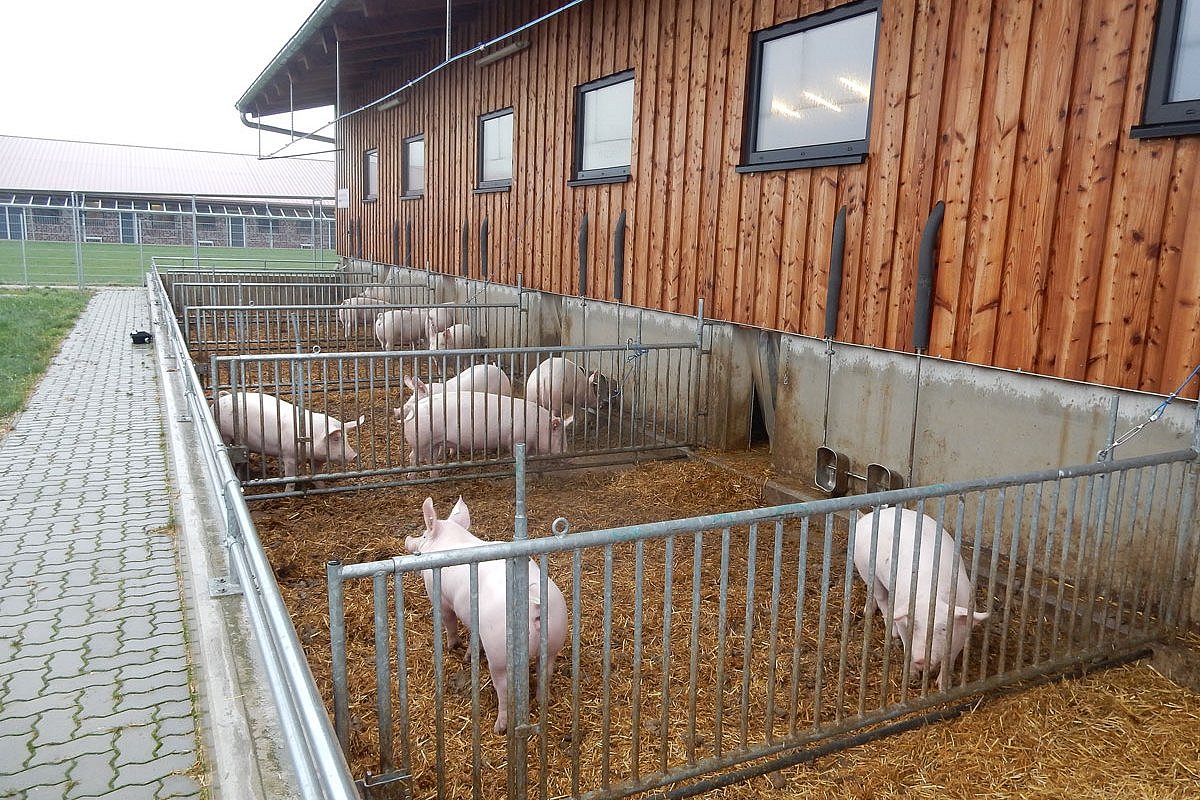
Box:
394, 364, 513, 419
430, 322, 477, 350
524, 357, 618, 416
214, 391, 364, 492
406, 496, 568, 734
425, 303, 457, 340
853, 507, 990, 691
403, 391, 572, 468
374, 309, 426, 350
336, 296, 378, 337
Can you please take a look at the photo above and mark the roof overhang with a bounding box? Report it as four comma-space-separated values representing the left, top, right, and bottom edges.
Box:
237, 0, 487, 118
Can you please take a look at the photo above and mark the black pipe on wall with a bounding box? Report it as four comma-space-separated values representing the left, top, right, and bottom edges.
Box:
824, 205, 848, 339
613, 210, 627, 301
392, 220, 400, 266
913, 201, 946, 352
480, 216, 489, 279
460, 222, 469, 276
578, 212, 589, 297
404, 221, 412, 267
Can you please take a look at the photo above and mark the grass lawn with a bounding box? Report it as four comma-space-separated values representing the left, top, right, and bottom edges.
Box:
0, 240, 338, 286
0, 287, 92, 428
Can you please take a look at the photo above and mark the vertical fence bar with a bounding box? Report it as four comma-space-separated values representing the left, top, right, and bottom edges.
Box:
326, 560, 350, 753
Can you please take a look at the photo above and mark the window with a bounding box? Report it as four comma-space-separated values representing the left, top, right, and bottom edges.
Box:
363, 148, 379, 201
571, 71, 635, 184
403, 136, 425, 197
230, 217, 246, 248
740, 0, 880, 172
478, 108, 514, 190
120, 211, 138, 244
1133, 0, 1200, 138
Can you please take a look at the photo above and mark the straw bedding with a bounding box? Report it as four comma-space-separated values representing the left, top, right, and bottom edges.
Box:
248, 455, 1200, 799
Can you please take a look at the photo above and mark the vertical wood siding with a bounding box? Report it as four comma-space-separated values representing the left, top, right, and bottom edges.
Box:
337, 0, 1200, 398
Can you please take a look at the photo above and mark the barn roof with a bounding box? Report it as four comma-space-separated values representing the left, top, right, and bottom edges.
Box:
237, 0, 487, 118
0, 135, 334, 201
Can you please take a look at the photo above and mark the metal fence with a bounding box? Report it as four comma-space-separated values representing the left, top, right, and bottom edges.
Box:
1, 198, 336, 286
328, 441, 1199, 799
207, 337, 703, 497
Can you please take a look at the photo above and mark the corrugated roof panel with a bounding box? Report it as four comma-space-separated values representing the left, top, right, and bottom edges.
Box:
0, 135, 334, 200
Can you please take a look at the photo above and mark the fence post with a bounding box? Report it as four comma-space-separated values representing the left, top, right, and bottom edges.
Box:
507, 444, 531, 799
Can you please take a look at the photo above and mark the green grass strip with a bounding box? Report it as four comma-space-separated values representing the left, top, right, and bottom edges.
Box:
0, 287, 92, 419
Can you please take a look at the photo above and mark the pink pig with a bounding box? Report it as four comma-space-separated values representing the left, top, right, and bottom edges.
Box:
524, 357, 618, 415
374, 309, 426, 350
853, 507, 990, 691
402, 391, 572, 467
430, 322, 477, 350
336, 296, 378, 337
393, 364, 513, 420
214, 391, 364, 492
405, 496, 568, 734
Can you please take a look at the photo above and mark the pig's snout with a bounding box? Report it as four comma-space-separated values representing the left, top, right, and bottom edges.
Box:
404, 535, 425, 554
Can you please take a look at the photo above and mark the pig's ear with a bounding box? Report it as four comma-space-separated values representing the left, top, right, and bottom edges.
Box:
341, 415, 365, 433
953, 606, 991, 624
448, 496, 471, 529
403, 375, 417, 392
422, 497, 438, 532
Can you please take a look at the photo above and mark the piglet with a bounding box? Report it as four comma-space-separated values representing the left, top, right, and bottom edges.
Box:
431, 322, 477, 350
405, 496, 568, 734
425, 303, 457, 340
394, 364, 513, 420
853, 507, 990, 691
214, 391, 364, 492
524, 357, 618, 415
375, 309, 426, 351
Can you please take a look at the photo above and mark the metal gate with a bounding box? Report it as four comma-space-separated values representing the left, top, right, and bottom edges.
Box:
327, 443, 1198, 799
209, 336, 704, 497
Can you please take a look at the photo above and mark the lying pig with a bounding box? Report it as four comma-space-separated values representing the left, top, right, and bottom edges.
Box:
336, 296, 378, 337
853, 507, 990, 691
402, 391, 572, 468
431, 322, 477, 350
394, 364, 513, 420
524, 357, 618, 416
375, 309, 426, 351
406, 496, 568, 734
214, 391, 364, 492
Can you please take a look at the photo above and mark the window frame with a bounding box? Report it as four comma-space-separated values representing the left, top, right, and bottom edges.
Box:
570, 70, 635, 186
477, 107, 515, 192
362, 148, 379, 202
739, 0, 881, 173
402, 135, 425, 199
1132, 0, 1200, 138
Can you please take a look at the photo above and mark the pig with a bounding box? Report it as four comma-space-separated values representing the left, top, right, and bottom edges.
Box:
425, 303, 457, 339
406, 496, 568, 734
402, 391, 573, 468
213, 391, 364, 492
430, 322, 477, 350
394, 364, 514, 420
374, 309, 426, 350
523, 357, 619, 416
853, 507, 990, 691
336, 295, 378, 337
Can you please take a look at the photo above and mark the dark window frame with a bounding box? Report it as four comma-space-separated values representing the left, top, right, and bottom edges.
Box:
363, 148, 379, 202
402, 135, 425, 199
477, 107, 514, 192
570, 70, 635, 186
739, 0, 881, 173
1132, 0, 1200, 139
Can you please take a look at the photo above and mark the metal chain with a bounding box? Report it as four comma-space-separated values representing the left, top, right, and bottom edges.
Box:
1097, 362, 1200, 461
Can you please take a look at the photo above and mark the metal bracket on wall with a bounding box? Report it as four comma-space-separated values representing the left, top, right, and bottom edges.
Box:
208, 576, 242, 597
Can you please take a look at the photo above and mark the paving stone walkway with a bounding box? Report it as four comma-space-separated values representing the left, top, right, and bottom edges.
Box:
0, 289, 204, 799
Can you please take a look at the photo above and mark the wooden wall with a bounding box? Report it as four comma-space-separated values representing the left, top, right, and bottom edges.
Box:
337, 0, 1200, 399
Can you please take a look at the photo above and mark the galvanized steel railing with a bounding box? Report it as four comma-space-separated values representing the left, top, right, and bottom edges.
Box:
328, 442, 1198, 799
148, 267, 360, 800
208, 337, 702, 498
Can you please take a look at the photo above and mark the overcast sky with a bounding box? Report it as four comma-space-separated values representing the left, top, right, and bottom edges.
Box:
4, 0, 334, 158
